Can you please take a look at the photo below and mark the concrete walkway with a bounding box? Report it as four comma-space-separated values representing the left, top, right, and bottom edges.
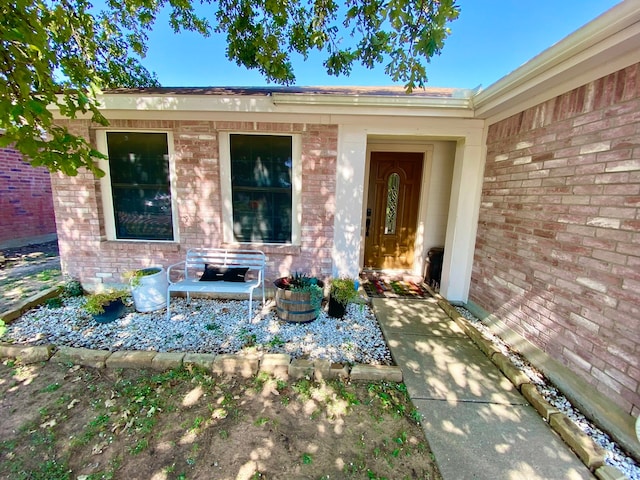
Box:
372, 297, 595, 480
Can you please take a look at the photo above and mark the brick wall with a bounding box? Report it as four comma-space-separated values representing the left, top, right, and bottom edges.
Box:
51, 119, 337, 287
0, 145, 56, 244
471, 64, 640, 415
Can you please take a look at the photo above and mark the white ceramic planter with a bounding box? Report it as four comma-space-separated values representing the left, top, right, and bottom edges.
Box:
130, 266, 168, 313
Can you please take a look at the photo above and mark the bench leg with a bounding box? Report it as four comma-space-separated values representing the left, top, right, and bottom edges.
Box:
166, 291, 171, 320
248, 292, 253, 321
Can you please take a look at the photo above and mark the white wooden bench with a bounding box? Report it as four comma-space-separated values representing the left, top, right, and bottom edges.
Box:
166, 248, 265, 320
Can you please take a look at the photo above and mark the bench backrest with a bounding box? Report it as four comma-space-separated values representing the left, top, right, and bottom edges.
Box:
184, 248, 265, 280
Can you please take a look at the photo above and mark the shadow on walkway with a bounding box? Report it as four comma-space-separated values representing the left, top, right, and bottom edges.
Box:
372, 297, 594, 480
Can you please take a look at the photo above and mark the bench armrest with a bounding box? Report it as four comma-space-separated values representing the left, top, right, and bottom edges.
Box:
166, 261, 186, 285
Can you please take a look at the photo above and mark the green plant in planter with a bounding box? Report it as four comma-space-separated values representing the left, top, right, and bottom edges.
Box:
291, 274, 324, 314
292, 283, 324, 314
83, 289, 129, 315
330, 278, 359, 306
123, 267, 162, 288
328, 277, 361, 318
277, 272, 319, 289
275, 273, 324, 316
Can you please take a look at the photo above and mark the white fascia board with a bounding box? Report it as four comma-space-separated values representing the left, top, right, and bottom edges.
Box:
48, 93, 277, 118
98, 91, 475, 118
474, 1, 640, 122
51, 99, 474, 123
97, 93, 277, 113
93, 108, 332, 124
50, 95, 475, 121
270, 103, 475, 118
272, 92, 473, 110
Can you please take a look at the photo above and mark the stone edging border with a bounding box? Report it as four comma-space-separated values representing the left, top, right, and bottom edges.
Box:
437, 299, 628, 480
1, 286, 62, 323
0, 343, 403, 383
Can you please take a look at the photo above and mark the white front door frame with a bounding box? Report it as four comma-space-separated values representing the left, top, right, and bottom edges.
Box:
332, 117, 486, 304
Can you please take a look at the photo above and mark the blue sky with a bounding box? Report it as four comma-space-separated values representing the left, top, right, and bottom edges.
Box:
143, 0, 621, 90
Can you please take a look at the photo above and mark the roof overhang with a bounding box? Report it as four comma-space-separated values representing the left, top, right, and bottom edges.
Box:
473, 1, 640, 124
57, 87, 477, 121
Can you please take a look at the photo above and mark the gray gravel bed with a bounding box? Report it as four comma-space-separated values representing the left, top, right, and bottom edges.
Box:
455, 306, 639, 480
3, 296, 393, 365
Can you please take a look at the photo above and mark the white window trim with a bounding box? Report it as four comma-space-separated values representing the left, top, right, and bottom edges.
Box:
96, 130, 179, 242
219, 131, 302, 246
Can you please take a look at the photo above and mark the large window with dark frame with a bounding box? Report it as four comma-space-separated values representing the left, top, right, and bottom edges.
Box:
230, 134, 292, 243
105, 132, 174, 241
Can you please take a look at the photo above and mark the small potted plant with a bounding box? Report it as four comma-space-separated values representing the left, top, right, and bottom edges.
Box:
124, 266, 168, 313
274, 273, 324, 323
328, 277, 359, 318
84, 289, 128, 323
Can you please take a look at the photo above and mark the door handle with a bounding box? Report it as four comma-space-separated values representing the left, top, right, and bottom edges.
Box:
366, 218, 371, 237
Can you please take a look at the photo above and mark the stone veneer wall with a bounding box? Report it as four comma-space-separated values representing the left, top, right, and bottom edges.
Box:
50, 119, 337, 287
0, 146, 56, 245
471, 64, 640, 416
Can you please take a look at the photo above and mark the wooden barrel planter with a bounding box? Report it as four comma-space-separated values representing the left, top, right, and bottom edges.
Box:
274, 278, 324, 323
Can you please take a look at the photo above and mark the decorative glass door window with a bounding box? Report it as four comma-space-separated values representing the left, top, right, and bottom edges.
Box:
230, 134, 293, 243
106, 132, 173, 241
385, 173, 400, 235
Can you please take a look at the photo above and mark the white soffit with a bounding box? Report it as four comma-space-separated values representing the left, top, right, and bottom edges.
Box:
474, 1, 640, 124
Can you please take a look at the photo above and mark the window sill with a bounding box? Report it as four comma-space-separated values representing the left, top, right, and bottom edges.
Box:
221, 243, 301, 256
99, 239, 182, 251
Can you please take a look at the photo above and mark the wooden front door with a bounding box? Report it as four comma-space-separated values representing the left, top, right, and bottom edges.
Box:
364, 152, 423, 269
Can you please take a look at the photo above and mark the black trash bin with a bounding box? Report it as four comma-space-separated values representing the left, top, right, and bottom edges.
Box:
425, 247, 444, 289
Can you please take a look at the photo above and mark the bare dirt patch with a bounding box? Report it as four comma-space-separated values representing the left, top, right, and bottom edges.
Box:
1, 241, 62, 314
0, 360, 441, 480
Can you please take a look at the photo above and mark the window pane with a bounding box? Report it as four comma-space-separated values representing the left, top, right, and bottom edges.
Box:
230, 135, 292, 243
385, 173, 400, 235
106, 132, 173, 241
